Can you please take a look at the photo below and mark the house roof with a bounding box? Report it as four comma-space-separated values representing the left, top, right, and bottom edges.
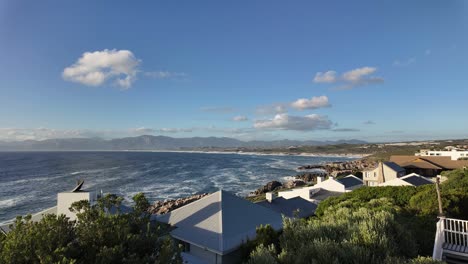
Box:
390, 155, 468, 170
400, 173, 433, 186
257, 196, 317, 218
156, 190, 283, 255
400, 158, 443, 170
383, 162, 406, 172
337, 175, 363, 188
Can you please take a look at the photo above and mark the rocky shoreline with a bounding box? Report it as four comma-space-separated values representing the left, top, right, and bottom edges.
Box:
148, 193, 209, 215
148, 158, 376, 214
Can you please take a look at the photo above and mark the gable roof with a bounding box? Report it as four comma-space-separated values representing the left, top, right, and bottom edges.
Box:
383, 162, 405, 172
400, 173, 433, 186
337, 175, 363, 188
257, 197, 317, 218
390, 155, 468, 170
156, 190, 283, 255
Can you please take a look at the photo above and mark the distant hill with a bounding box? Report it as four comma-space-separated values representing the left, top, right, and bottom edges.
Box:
0, 135, 367, 151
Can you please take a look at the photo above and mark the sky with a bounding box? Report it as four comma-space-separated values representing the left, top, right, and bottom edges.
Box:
0, 0, 467, 142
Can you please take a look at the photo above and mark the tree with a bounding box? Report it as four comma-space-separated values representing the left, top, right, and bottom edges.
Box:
0, 193, 182, 264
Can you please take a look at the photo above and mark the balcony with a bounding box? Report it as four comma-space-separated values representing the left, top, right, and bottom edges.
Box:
433, 217, 468, 263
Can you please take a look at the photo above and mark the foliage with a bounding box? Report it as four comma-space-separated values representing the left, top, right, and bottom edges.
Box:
246, 204, 442, 264
0, 193, 182, 264
240, 224, 280, 262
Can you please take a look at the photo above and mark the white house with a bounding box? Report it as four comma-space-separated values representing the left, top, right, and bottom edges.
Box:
378, 173, 434, 187
362, 162, 406, 186
156, 190, 283, 264
416, 149, 468, 161
277, 175, 363, 202
0, 181, 99, 233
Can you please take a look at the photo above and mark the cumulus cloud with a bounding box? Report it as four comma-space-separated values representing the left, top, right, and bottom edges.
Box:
313, 67, 384, 90
332, 128, 360, 132
232, 115, 248, 122
291, 95, 330, 110
254, 114, 333, 131
144, 71, 187, 79
62, 49, 140, 89
313, 71, 337, 83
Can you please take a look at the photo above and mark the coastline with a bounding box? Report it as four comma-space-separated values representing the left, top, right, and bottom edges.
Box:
0, 149, 370, 159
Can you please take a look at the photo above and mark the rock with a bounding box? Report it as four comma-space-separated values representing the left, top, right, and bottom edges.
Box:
148, 193, 210, 215
295, 172, 325, 182
297, 159, 376, 178
250, 180, 282, 196
283, 179, 306, 189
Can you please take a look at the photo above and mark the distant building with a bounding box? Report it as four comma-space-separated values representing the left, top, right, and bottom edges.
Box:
390, 155, 468, 177
156, 190, 283, 264
379, 173, 433, 187
416, 149, 468, 160
362, 162, 406, 186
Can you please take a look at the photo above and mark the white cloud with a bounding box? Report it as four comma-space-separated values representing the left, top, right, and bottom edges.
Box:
291, 95, 330, 110
200, 106, 235, 113
256, 103, 288, 115
254, 114, 333, 131
0, 128, 120, 141
313, 71, 337, 83
131, 127, 156, 134
232, 115, 248, 122
313, 67, 384, 90
157, 128, 193, 133
144, 71, 187, 79
62, 49, 140, 89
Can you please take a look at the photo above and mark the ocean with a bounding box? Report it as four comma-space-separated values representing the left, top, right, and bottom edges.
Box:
0, 151, 354, 223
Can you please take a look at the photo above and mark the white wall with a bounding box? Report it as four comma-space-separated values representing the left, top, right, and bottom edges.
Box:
314, 178, 346, 193
278, 187, 312, 200
379, 178, 412, 186
57, 192, 95, 221
421, 150, 468, 160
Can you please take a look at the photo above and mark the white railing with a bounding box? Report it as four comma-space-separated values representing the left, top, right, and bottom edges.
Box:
433, 217, 468, 260
443, 218, 468, 249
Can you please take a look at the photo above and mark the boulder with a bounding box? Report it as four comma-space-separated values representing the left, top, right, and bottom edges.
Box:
250, 180, 282, 196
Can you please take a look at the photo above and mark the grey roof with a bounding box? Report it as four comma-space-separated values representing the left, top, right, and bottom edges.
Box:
257, 197, 317, 218
383, 162, 405, 173
157, 190, 283, 255
401, 175, 433, 186
337, 176, 363, 188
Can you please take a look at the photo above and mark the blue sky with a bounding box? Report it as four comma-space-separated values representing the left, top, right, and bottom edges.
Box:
0, 0, 467, 142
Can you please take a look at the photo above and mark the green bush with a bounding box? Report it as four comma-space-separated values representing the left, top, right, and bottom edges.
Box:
0, 193, 182, 264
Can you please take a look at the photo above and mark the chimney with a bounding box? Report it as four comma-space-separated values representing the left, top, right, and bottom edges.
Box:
317, 176, 324, 183
266, 192, 276, 203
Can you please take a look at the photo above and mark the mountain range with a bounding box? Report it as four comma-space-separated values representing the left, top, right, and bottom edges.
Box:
0, 135, 367, 151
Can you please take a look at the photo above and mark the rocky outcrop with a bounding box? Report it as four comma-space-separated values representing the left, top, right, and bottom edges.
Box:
149, 193, 209, 215
283, 179, 306, 189
295, 172, 326, 182
249, 181, 283, 196
297, 159, 376, 177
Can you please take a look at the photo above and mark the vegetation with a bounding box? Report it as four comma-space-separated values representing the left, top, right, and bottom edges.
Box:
245, 168, 468, 263
0, 193, 182, 264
